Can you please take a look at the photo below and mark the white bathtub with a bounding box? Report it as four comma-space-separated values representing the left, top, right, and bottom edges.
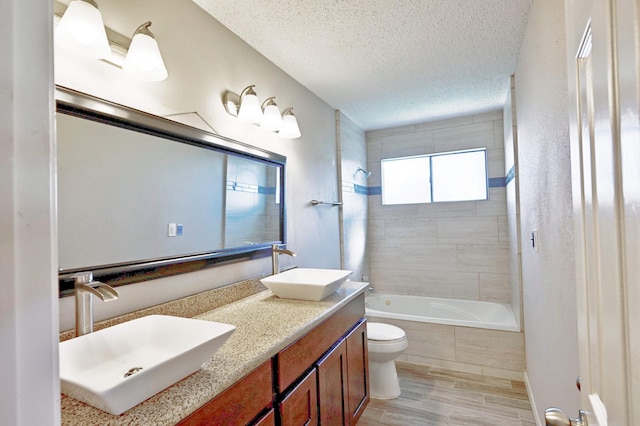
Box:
365, 293, 519, 332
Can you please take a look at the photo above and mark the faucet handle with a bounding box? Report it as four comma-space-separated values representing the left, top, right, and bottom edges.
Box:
71, 271, 94, 284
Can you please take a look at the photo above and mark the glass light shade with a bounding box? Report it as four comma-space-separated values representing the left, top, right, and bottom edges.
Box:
261, 101, 283, 131
237, 91, 262, 124
123, 30, 168, 81
55, 0, 111, 59
279, 110, 301, 139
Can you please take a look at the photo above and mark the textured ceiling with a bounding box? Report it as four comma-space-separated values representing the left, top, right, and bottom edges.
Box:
194, 0, 532, 131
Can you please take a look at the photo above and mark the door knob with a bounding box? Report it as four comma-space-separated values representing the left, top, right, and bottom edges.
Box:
545, 408, 588, 426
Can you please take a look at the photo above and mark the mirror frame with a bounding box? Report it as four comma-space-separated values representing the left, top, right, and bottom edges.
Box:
56, 86, 287, 297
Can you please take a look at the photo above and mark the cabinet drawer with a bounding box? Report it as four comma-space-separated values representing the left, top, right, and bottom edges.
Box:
177, 360, 273, 426
277, 294, 364, 392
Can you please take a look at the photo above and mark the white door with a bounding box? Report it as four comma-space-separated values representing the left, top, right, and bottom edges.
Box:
554, 0, 640, 424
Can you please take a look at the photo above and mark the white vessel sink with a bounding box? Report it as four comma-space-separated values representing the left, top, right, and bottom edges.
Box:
59, 315, 235, 415
261, 268, 352, 301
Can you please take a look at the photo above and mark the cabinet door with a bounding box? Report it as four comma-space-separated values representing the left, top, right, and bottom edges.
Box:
253, 408, 275, 426
316, 340, 348, 426
346, 321, 369, 425
279, 369, 318, 426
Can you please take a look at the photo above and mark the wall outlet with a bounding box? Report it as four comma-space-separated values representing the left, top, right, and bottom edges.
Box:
168, 223, 177, 237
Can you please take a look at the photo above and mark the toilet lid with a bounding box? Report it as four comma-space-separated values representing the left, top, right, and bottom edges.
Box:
367, 322, 405, 341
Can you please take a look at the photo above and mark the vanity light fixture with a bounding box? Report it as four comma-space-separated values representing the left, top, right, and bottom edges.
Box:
223, 87, 302, 138
237, 85, 263, 124
122, 22, 168, 81
260, 97, 283, 131
279, 108, 301, 139
55, 0, 111, 59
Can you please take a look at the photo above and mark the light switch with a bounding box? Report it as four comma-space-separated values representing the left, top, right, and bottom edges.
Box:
168, 223, 177, 237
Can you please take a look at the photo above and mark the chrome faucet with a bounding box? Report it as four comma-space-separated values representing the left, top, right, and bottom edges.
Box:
272, 243, 296, 275
73, 272, 119, 336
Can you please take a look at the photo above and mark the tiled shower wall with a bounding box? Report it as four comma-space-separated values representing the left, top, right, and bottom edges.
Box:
337, 112, 370, 282
365, 111, 510, 303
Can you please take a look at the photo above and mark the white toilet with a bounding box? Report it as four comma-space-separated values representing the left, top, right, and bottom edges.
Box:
366, 322, 408, 399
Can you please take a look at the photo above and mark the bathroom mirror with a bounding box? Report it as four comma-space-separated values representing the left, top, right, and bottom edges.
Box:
56, 86, 286, 295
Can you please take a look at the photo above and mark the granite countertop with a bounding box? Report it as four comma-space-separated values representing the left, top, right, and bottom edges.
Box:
61, 280, 368, 425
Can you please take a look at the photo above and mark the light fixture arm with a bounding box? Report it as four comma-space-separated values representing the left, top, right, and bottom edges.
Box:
132, 21, 155, 39
261, 97, 277, 109
82, 0, 100, 8
240, 85, 258, 101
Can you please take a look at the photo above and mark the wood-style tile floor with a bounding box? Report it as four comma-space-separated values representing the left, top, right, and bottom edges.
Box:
358, 363, 536, 426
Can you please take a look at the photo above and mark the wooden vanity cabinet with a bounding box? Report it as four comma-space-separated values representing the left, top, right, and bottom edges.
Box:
177, 293, 368, 426
176, 359, 273, 426
275, 294, 369, 425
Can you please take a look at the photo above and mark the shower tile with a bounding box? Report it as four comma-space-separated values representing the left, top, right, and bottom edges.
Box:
416, 115, 474, 131
367, 124, 417, 139
475, 188, 507, 216
479, 273, 511, 303
457, 244, 509, 274
499, 215, 509, 244
369, 316, 456, 361
400, 244, 458, 272
368, 269, 480, 300
454, 328, 525, 371
437, 217, 499, 244
487, 148, 506, 178
381, 130, 434, 158
434, 121, 495, 152
418, 200, 476, 218
366, 137, 383, 161
384, 217, 437, 244
370, 244, 404, 265
493, 120, 505, 150
368, 197, 419, 219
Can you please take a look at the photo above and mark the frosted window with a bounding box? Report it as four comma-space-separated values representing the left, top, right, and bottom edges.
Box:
381, 156, 431, 205
381, 149, 487, 205
432, 150, 487, 202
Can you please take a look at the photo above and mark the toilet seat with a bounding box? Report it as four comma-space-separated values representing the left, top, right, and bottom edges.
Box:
367, 322, 406, 341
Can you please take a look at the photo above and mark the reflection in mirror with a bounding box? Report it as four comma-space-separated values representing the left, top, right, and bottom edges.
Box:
225, 156, 281, 248
56, 87, 286, 295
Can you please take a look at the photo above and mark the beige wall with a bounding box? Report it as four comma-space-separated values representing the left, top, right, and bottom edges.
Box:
514, 0, 580, 421
365, 111, 510, 303
55, 0, 342, 330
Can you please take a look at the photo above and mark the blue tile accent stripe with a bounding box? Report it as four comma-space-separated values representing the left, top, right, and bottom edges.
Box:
505, 165, 516, 185
226, 181, 276, 194
488, 177, 506, 188
342, 181, 373, 195
342, 175, 512, 196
